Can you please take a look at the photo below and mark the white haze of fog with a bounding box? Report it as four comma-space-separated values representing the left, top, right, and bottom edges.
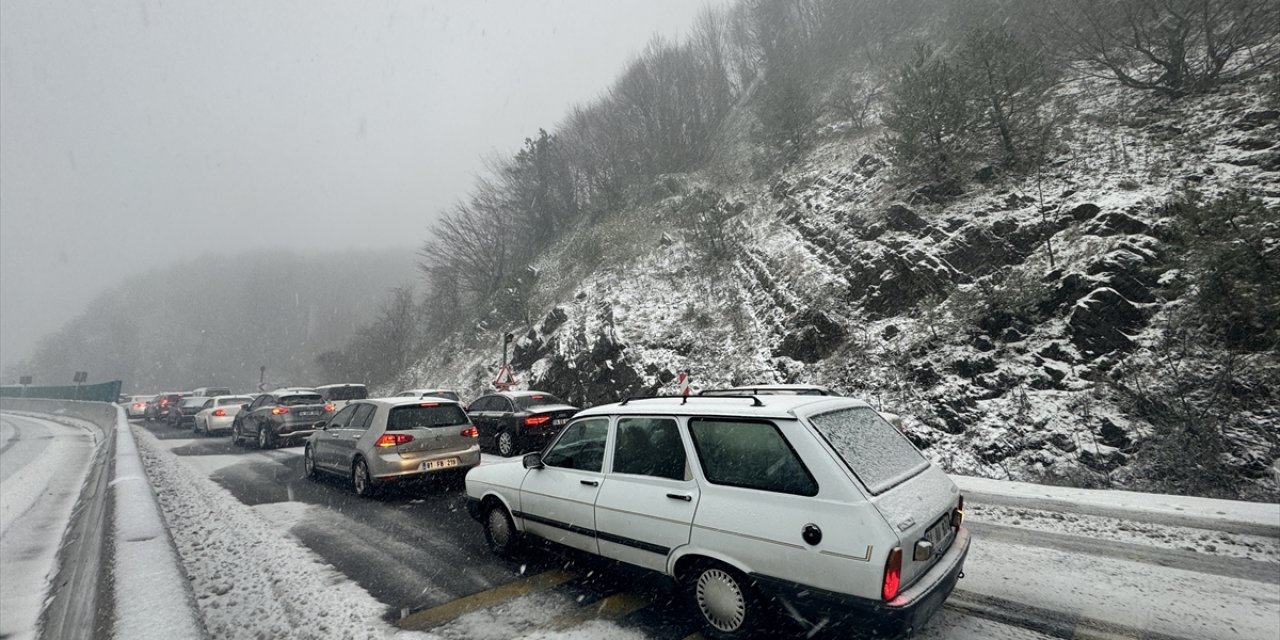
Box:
0, 0, 718, 375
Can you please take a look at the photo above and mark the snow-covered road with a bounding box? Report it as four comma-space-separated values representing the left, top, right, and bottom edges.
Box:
127, 415, 1280, 640
0, 412, 98, 640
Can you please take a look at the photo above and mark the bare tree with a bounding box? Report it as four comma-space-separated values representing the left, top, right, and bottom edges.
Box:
1048, 0, 1280, 97
959, 26, 1059, 166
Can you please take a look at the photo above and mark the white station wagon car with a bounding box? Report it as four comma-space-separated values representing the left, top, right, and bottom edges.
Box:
465, 395, 969, 639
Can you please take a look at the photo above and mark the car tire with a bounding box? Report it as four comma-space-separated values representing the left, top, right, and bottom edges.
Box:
685, 561, 761, 640
304, 444, 319, 479
482, 502, 519, 556
231, 425, 244, 446
257, 426, 275, 450
351, 459, 374, 497
496, 430, 516, 458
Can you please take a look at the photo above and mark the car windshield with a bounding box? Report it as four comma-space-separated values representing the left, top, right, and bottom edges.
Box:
278, 394, 323, 406
514, 394, 565, 410
387, 404, 469, 429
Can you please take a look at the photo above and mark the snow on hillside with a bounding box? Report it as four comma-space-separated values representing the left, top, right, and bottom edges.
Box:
399, 75, 1280, 500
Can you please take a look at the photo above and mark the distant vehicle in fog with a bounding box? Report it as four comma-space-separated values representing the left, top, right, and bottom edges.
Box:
315, 383, 368, 413
304, 397, 481, 497
146, 392, 189, 422
190, 386, 231, 398
193, 395, 254, 436
466, 391, 578, 457
123, 395, 154, 419
395, 388, 463, 403
169, 396, 210, 427
232, 388, 329, 449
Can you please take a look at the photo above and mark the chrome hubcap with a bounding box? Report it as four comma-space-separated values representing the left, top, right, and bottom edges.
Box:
498, 432, 513, 456
258, 429, 267, 447
487, 509, 511, 546
304, 448, 314, 474
697, 568, 746, 632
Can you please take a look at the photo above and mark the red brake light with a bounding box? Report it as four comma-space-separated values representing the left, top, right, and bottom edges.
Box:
212, 409, 226, 417
324, 404, 335, 412
375, 433, 414, 447
531, 395, 544, 400
460, 426, 479, 438
524, 415, 552, 427
420, 402, 439, 407
133, 403, 145, 409
883, 547, 902, 601
271, 406, 289, 415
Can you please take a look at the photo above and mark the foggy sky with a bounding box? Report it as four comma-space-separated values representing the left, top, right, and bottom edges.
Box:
0, 0, 717, 374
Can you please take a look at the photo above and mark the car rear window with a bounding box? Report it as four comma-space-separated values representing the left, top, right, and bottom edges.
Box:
688, 418, 818, 496
218, 396, 252, 406
514, 394, 565, 410
181, 398, 208, 408
387, 404, 469, 430
807, 407, 928, 495
421, 390, 460, 401
325, 386, 368, 401
279, 394, 323, 406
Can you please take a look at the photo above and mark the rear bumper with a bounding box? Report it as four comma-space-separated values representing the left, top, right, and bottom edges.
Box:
753, 527, 970, 638
205, 416, 235, 433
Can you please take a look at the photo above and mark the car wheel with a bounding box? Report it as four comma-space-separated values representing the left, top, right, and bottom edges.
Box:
304, 444, 319, 479
482, 502, 519, 556
257, 426, 274, 450
351, 459, 374, 497
231, 425, 243, 446
496, 431, 516, 457
686, 562, 759, 640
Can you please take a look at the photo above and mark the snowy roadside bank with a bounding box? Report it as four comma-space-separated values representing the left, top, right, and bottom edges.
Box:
956, 476, 1280, 537
129, 424, 431, 639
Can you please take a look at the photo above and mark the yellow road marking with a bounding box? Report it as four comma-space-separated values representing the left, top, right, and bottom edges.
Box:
546, 591, 651, 631
397, 569, 576, 630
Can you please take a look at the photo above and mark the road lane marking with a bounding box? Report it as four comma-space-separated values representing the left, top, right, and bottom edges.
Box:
396, 568, 575, 630
545, 591, 650, 631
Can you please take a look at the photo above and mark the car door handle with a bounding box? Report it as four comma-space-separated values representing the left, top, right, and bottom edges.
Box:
666, 493, 692, 502
580, 480, 599, 487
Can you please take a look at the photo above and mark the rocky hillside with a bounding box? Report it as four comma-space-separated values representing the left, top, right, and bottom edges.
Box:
399, 71, 1279, 500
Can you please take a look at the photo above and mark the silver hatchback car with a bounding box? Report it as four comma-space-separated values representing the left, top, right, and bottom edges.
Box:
304, 397, 482, 496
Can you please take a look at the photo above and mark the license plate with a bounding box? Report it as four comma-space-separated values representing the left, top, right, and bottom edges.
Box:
298, 410, 320, 417
420, 458, 459, 471
924, 517, 953, 550
553, 418, 567, 426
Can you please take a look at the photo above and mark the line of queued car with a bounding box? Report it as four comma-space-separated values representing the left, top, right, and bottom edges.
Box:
121, 382, 967, 638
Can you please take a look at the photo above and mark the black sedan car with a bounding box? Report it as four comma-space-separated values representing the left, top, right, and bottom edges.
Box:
466, 390, 578, 457
232, 388, 331, 449
168, 395, 211, 427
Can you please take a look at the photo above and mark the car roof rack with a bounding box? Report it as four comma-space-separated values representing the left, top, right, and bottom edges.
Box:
619, 395, 764, 407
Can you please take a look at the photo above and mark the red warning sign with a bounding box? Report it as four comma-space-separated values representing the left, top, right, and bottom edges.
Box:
494, 365, 517, 389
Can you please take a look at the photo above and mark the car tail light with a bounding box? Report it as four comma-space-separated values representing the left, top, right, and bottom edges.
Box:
160, 399, 170, 407
524, 415, 551, 427
271, 406, 290, 415
460, 426, 479, 438
212, 409, 226, 417
324, 404, 335, 412
375, 433, 414, 447
420, 402, 439, 407
952, 494, 965, 529
133, 403, 145, 410
883, 547, 902, 601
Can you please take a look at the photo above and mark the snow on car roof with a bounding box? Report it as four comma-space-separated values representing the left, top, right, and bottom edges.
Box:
576, 394, 868, 419
363, 396, 462, 408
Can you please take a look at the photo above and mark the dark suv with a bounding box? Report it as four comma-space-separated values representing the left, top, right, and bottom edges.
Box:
466, 390, 578, 457
146, 392, 189, 422
232, 389, 329, 449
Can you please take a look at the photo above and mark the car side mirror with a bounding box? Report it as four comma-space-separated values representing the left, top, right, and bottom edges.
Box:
522, 453, 544, 470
